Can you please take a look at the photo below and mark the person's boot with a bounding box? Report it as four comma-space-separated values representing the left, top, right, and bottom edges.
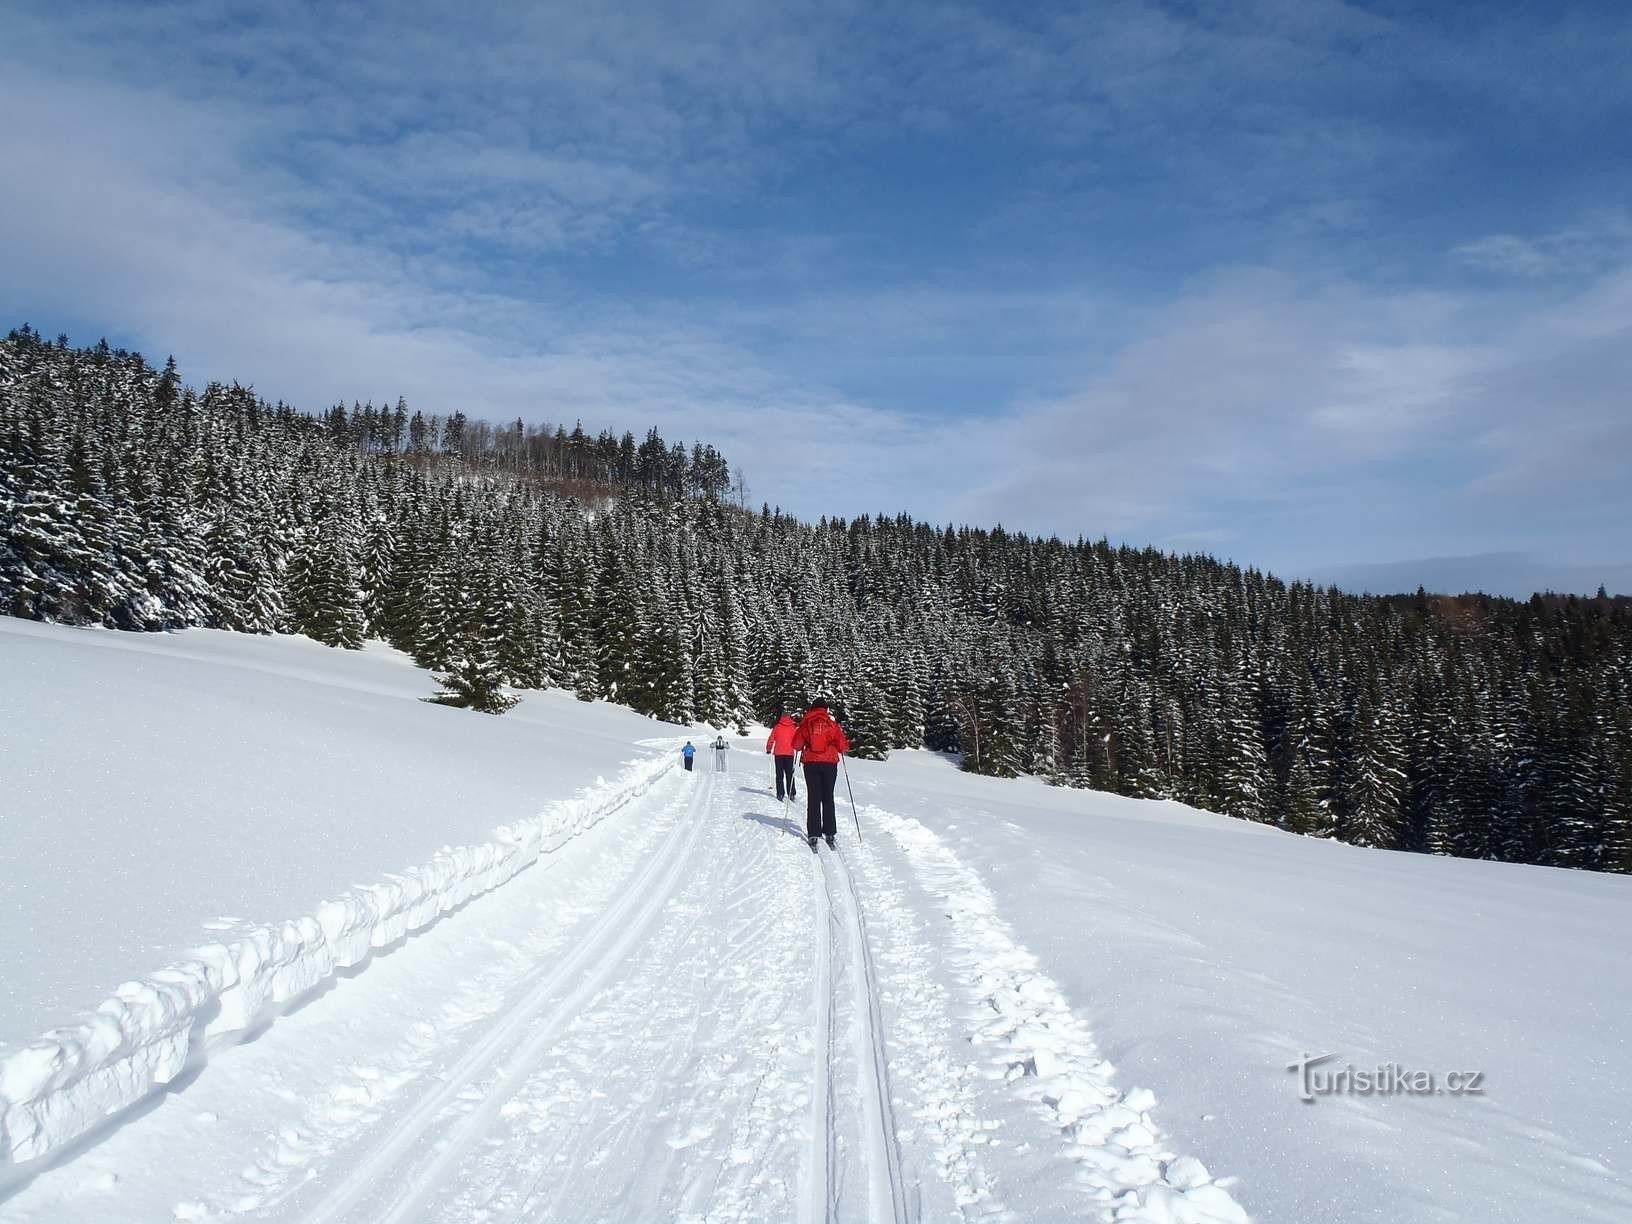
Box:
808, 834, 819, 852
825, 835, 836, 849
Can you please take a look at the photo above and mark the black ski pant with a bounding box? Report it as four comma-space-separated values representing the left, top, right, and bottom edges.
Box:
774, 754, 797, 800
803, 760, 838, 840
683, 756, 693, 771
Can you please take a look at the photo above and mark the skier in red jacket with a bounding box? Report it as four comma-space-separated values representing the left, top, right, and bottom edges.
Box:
765, 712, 800, 802
793, 698, 851, 850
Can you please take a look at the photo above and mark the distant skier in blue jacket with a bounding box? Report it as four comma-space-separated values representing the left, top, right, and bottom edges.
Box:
682, 741, 696, 772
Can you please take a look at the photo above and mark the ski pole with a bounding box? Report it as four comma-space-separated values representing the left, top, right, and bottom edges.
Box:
841, 754, 862, 845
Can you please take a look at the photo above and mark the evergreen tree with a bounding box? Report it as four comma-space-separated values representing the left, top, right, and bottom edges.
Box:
1216, 658, 1272, 822
1341, 682, 1407, 850
425, 653, 519, 715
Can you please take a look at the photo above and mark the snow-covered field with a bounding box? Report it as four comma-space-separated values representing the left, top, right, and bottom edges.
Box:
0, 620, 680, 1168
3, 619, 1629, 1222
845, 755, 1632, 1223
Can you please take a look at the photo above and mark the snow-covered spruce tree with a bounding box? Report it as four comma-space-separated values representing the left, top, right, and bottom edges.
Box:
656, 544, 698, 724
836, 643, 891, 760
1115, 672, 1165, 797
1061, 669, 1107, 790
1215, 655, 1273, 823
1017, 653, 1060, 781
358, 508, 398, 633
411, 556, 465, 670
1406, 667, 1459, 856
2, 441, 91, 622
591, 516, 643, 704
959, 658, 1025, 778
544, 523, 598, 701
712, 561, 754, 733
496, 587, 555, 691
1340, 679, 1407, 850
284, 513, 366, 648
1492, 681, 1544, 865
888, 637, 929, 750
1531, 679, 1604, 869
425, 652, 519, 715
1603, 721, 1632, 874
379, 497, 441, 652
750, 627, 805, 726
203, 511, 277, 633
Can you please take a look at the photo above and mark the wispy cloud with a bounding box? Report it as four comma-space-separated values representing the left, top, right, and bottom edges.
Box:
1454, 215, 1632, 280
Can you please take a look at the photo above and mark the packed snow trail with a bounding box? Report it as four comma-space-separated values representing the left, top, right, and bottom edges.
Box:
802, 836, 838, 1224
2, 760, 1248, 1223
331, 776, 914, 1224
827, 845, 915, 1223
299, 769, 716, 1223
803, 841, 914, 1224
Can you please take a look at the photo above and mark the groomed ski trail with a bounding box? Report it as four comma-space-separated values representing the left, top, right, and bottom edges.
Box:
301, 770, 716, 1224
824, 844, 915, 1223
801, 844, 838, 1224
357, 774, 823, 1223
4, 759, 1248, 1224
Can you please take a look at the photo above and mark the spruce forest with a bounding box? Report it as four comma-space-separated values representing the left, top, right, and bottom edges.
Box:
4, 326, 1629, 874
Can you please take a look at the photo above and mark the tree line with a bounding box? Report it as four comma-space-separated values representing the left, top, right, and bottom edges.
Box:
3, 326, 1629, 873
317, 394, 739, 502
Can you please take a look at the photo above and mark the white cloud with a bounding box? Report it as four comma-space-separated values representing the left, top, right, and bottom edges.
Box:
1, 1, 1629, 595
1454, 216, 1632, 280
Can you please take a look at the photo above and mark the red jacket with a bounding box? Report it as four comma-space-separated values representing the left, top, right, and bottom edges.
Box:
766, 715, 799, 756
793, 705, 850, 764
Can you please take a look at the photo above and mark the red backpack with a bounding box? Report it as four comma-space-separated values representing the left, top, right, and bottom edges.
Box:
803, 711, 837, 756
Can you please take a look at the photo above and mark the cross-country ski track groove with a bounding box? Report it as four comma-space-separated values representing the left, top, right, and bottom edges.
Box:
823, 844, 916, 1224
801, 846, 838, 1224
302, 770, 713, 1224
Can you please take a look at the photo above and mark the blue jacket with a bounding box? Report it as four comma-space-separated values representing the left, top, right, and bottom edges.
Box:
682, 742, 695, 759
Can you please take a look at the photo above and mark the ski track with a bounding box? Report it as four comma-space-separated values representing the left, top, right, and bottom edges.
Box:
0, 751, 677, 1171
827, 847, 914, 1223
864, 803, 1251, 1224
842, 818, 1012, 1222
296, 769, 715, 1224
802, 848, 837, 1224
419, 771, 819, 1224
6, 763, 1250, 1224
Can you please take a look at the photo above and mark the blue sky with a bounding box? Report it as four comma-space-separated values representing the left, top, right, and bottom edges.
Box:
3, 0, 1630, 595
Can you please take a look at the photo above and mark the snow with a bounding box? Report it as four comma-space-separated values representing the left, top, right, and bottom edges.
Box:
4, 619, 1630, 1222
843, 748, 1632, 1224
0, 618, 683, 1165
858, 803, 1246, 1222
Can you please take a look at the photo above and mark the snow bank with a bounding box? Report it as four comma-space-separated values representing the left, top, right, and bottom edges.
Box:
846, 749, 1632, 1224
0, 619, 687, 1166
0, 752, 672, 1164
869, 803, 1249, 1223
